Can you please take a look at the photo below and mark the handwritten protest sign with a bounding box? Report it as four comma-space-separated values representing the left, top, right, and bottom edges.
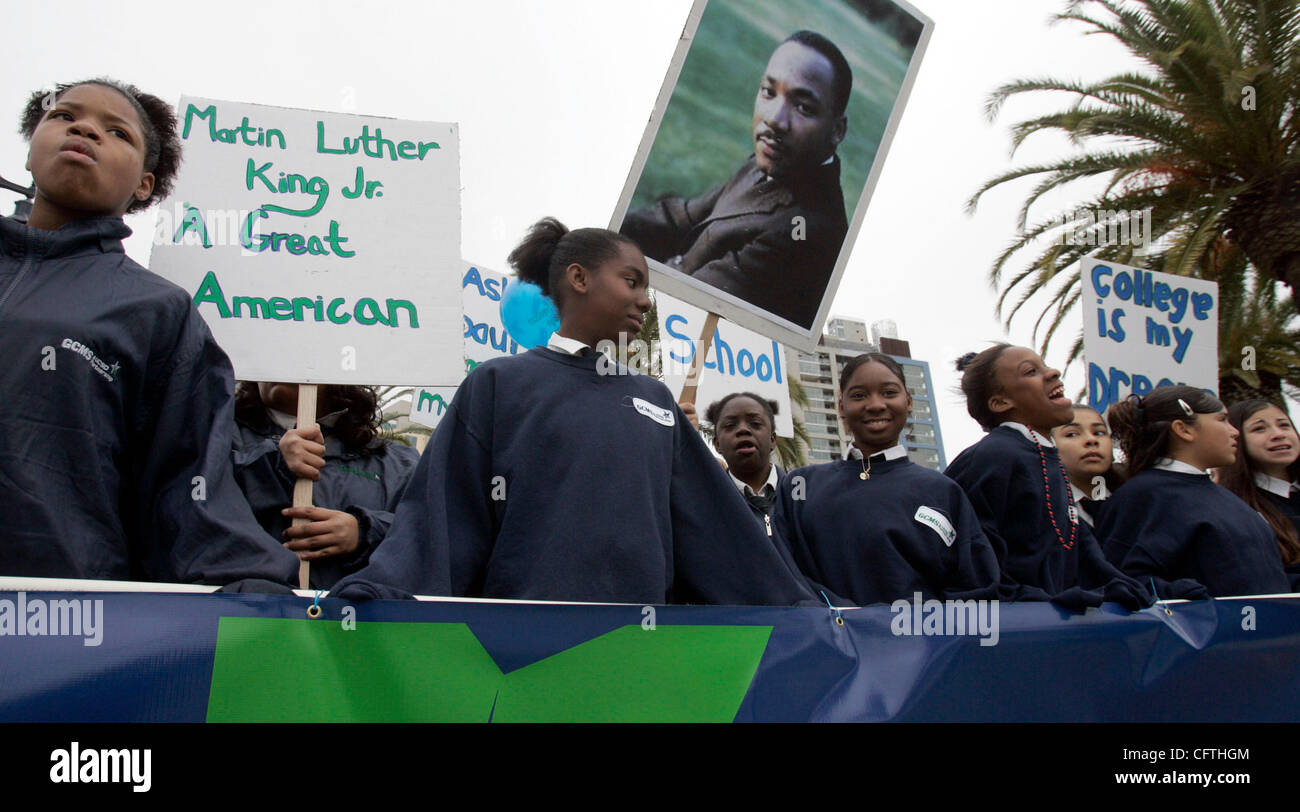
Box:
1081, 258, 1219, 414
409, 264, 520, 429
657, 292, 794, 438
149, 97, 463, 385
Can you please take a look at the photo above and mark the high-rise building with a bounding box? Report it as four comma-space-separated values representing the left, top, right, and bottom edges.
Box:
870, 319, 898, 345
789, 317, 947, 470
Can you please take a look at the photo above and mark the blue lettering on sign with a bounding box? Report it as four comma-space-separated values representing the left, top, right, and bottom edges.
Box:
662, 314, 782, 383
1088, 363, 1214, 414
1091, 263, 1215, 364
462, 266, 502, 301
665, 314, 693, 364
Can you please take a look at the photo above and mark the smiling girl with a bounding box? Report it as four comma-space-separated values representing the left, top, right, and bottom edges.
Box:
772, 354, 998, 605
1099, 389, 1293, 597
331, 218, 815, 605
944, 345, 1152, 608
1218, 400, 1300, 591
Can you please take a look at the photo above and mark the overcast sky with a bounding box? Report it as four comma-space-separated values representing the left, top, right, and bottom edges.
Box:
3, 0, 1249, 458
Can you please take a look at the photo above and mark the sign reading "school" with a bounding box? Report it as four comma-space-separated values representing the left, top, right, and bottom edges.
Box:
149, 97, 464, 386
657, 292, 794, 438
1081, 258, 1218, 414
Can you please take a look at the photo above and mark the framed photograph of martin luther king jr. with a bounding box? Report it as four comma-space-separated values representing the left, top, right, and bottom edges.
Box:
611, 0, 932, 350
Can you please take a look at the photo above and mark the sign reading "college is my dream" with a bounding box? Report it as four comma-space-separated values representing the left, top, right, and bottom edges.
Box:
149, 97, 464, 386
1081, 258, 1219, 414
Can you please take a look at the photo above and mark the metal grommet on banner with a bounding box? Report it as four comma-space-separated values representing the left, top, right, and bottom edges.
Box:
307, 590, 323, 619
820, 591, 844, 626
1150, 577, 1172, 616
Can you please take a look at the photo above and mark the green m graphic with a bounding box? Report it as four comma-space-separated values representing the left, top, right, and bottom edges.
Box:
206, 618, 772, 722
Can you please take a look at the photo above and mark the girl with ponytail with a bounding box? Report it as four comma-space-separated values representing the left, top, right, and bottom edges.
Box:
1097, 386, 1291, 597
943, 344, 1154, 609
330, 218, 816, 606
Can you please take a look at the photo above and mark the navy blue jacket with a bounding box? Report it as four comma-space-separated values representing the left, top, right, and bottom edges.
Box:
772, 456, 1000, 606
1258, 488, 1300, 591
330, 347, 817, 605
1099, 470, 1291, 597
945, 426, 1155, 608
232, 416, 420, 588
0, 215, 299, 585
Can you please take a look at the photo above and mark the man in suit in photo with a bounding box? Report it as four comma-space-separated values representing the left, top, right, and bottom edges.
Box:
621, 30, 850, 329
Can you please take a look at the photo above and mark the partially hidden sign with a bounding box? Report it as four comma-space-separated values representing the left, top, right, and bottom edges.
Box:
409, 264, 519, 429
1081, 258, 1219, 414
657, 292, 794, 438
405, 269, 795, 437
149, 96, 464, 386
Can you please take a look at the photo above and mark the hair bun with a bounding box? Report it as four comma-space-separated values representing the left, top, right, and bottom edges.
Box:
955, 351, 978, 372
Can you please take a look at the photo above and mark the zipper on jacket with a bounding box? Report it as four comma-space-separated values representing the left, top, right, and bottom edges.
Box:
764, 513, 772, 537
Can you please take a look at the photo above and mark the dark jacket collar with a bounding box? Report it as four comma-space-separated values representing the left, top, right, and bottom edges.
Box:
0, 215, 129, 260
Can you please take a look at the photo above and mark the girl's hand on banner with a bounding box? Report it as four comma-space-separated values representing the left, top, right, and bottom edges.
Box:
279, 425, 327, 480
280, 506, 360, 558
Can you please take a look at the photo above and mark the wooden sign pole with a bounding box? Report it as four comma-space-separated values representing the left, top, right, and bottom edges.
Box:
292, 384, 318, 590
677, 311, 720, 406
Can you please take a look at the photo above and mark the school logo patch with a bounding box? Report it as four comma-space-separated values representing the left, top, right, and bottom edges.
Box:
631, 397, 675, 427
60, 338, 120, 382
914, 506, 956, 547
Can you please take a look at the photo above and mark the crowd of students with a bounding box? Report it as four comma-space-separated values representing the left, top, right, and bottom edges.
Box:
3, 77, 1298, 608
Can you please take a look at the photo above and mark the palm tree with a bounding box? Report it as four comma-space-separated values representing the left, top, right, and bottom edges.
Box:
968, 0, 1300, 382
776, 375, 812, 471
1209, 240, 1300, 402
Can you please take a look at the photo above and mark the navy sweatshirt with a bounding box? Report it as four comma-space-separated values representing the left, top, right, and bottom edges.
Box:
0, 216, 299, 585
1258, 489, 1300, 590
945, 426, 1154, 608
772, 455, 1000, 606
232, 416, 421, 588
330, 347, 817, 605
1098, 470, 1291, 597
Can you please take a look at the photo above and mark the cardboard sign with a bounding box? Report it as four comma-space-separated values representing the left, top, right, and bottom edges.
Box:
1081, 258, 1219, 414
409, 264, 521, 429
657, 292, 794, 438
149, 96, 463, 385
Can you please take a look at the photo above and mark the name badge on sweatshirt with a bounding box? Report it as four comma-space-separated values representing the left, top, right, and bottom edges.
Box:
914, 506, 956, 547
630, 397, 675, 427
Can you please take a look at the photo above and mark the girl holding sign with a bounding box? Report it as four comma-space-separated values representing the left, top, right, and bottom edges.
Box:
0, 78, 298, 586
771, 353, 999, 606
1050, 404, 1122, 528
330, 218, 816, 605
944, 345, 1156, 608
1098, 387, 1292, 597
231, 381, 420, 589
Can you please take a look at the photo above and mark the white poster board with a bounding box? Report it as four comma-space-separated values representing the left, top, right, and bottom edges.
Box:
657, 292, 794, 438
409, 264, 520, 429
1081, 258, 1219, 414
149, 96, 463, 385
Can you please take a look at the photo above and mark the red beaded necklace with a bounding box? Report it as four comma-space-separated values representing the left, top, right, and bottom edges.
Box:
1031, 431, 1077, 550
